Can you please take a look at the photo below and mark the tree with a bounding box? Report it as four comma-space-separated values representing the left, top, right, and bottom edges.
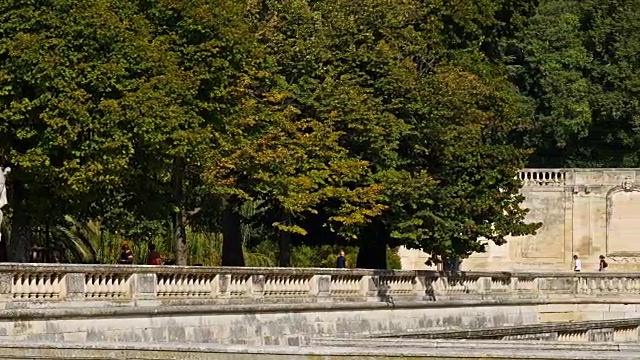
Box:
201, 75, 386, 266
0, 0, 543, 266
513, 0, 640, 167
242, 0, 541, 268
0, 0, 158, 261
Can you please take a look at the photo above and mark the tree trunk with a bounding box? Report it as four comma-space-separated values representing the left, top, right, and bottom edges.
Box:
221, 197, 245, 266
171, 157, 188, 265
8, 180, 30, 263
356, 222, 387, 269
441, 256, 461, 272
278, 230, 291, 267
0, 232, 7, 262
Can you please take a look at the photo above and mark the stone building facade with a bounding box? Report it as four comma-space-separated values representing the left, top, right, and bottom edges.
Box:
399, 169, 640, 272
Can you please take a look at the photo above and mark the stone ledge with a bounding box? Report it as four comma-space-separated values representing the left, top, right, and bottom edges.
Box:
0, 340, 639, 359
0, 297, 639, 321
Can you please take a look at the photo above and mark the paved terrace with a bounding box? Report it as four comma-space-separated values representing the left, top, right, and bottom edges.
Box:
1, 264, 640, 358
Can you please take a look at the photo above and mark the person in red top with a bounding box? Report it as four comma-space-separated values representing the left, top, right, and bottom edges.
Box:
147, 244, 163, 265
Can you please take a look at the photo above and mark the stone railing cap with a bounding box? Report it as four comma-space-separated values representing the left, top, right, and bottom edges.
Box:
2, 263, 639, 278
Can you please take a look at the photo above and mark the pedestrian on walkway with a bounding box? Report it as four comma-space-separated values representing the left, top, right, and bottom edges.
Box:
599, 255, 608, 272
336, 250, 347, 269
573, 254, 581, 272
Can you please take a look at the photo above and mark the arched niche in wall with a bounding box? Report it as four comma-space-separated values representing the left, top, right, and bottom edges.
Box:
606, 177, 640, 256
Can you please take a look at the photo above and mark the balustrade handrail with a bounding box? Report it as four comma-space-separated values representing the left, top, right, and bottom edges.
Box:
2, 264, 640, 307
1, 262, 637, 277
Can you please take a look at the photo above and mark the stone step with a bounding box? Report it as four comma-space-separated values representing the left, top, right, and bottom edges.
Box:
311, 337, 640, 351
368, 317, 640, 340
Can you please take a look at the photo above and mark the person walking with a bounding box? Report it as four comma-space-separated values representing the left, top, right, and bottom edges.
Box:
336, 250, 347, 269
599, 255, 608, 272
573, 254, 582, 272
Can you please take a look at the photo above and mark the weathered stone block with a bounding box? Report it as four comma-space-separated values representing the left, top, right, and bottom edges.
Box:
311, 275, 330, 299
65, 273, 84, 300
134, 273, 156, 300
250, 275, 264, 299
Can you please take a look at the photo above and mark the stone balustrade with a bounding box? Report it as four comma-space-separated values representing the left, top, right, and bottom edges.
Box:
518, 169, 568, 187
1, 264, 640, 307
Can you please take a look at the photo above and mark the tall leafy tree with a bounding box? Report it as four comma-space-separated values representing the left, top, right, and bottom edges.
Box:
0, 0, 543, 267
122, 0, 258, 265
246, 0, 540, 268
513, 0, 640, 167
0, 0, 156, 261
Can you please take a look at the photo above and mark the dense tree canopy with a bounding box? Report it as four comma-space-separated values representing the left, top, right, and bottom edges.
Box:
1, 0, 634, 268
513, 0, 640, 167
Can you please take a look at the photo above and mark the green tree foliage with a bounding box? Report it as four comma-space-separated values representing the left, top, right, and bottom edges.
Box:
0, 0, 156, 260
513, 0, 640, 167
0, 0, 545, 267
245, 0, 540, 268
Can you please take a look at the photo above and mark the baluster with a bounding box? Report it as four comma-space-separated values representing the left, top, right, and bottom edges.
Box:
38, 274, 47, 298
230, 276, 238, 296
91, 274, 99, 297
281, 276, 289, 296
288, 276, 295, 296
229, 276, 236, 295
200, 275, 208, 296
286, 276, 293, 296
169, 274, 178, 296
105, 275, 114, 297
85, 275, 93, 298
51, 274, 60, 298
201, 275, 210, 296
93, 274, 100, 297
36, 274, 45, 298
93, 274, 101, 297
46, 274, 55, 298
193, 275, 201, 296
118, 275, 126, 297
171, 274, 178, 296
176, 275, 184, 297
100, 274, 108, 297
112, 275, 120, 297
157, 275, 166, 296
269, 276, 276, 296
178, 275, 186, 297
22, 274, 30, 298
183, 275, 190, 297
13, 274, 22, 298
25, 274, 33, 298
272, 275, 279, 296
271, 276, 278, 295
96, 274, 104, 297
158, 274, 167, 296
263, 276, 271, 296
188, 275, 197, 296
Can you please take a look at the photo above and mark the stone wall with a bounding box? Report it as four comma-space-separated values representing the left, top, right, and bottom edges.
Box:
1, 264, 640, 346
400, 169, 640, 272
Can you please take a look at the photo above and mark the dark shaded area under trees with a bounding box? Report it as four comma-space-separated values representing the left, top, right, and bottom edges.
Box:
0, 0, 635, 268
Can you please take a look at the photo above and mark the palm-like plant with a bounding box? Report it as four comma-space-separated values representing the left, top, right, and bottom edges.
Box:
54, 215, 103, 263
